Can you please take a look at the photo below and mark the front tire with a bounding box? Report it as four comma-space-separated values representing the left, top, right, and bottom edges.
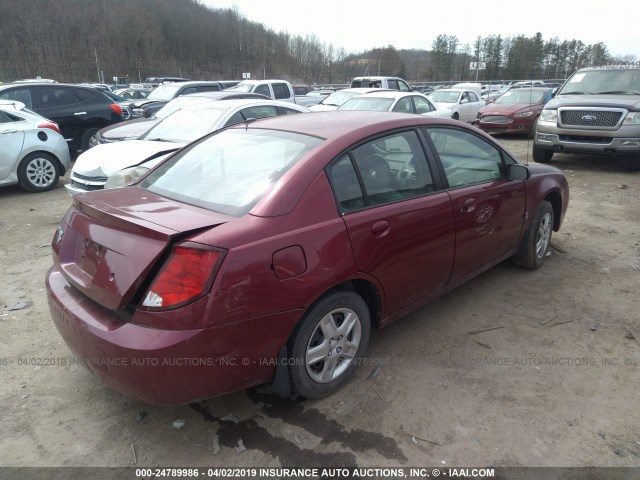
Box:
80, 127, 100, 152
532, 144, 553, 163
17, 152, 60, 192
288, 291, 371, 399
512, 201, 554, 269
452, 112, 460, 121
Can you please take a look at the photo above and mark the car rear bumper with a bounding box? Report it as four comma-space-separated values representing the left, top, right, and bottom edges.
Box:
46, 267, 301, 405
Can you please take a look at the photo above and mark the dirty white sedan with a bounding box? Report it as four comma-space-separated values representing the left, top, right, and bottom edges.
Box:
66, 99, 309, 195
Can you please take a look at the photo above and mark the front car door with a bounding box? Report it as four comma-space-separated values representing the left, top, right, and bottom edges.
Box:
423, 126, 526, 282
327, 129, 455, 318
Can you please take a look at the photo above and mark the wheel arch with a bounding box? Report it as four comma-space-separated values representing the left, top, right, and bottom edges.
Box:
544, 190, 562, 231
18, 149, 66, 176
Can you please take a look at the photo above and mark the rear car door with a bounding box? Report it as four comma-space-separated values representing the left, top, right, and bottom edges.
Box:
32, 86, 82, 147
327, 129, 455, 317
0, 110, 25, 179
423, 126, 526, 282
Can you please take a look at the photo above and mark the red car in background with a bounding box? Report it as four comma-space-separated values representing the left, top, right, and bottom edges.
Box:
46, 111, 569, 405
476, 87, 553, 136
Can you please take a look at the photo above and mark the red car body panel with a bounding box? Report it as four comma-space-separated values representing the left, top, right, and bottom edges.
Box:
46, 111, 569, 405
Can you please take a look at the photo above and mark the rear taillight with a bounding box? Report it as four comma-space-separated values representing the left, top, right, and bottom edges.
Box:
110, 103, 123, 116
141, 243, 224, 310
37, 122, 61, 134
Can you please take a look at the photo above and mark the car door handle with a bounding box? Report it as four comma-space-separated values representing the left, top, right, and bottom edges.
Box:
371, 220, 390, 236
461, 198, 477, 213
74, 112, 87, 116
0, 130, 19, 134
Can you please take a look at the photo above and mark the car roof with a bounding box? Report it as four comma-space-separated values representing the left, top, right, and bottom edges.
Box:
238, 111, 462, 217
358, 91, 426, 99
183, 91, 269, 99
157, 80, 223, 87
335, 88, 394, 94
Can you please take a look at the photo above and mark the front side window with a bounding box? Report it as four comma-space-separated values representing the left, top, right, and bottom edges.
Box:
398, 80, 411, 92
0, 88, 33, 109
223, 105, 278, 127
140, 129, 322, 216
425, 127, 504, 188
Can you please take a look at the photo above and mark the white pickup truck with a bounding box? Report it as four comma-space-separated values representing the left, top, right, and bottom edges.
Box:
228, 80, 324, 107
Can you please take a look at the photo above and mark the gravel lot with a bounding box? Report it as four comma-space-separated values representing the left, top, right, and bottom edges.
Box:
1, 137, 638, 470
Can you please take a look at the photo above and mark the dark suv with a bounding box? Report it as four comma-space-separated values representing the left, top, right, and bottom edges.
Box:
0, 83, 124, 153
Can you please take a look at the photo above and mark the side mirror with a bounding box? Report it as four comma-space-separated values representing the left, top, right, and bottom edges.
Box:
508, 164, 530, 180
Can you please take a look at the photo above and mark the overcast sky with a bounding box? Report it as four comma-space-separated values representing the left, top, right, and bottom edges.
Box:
203, 0, 639, 59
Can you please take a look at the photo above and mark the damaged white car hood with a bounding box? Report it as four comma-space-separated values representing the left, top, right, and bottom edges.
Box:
72, 140, 185, 178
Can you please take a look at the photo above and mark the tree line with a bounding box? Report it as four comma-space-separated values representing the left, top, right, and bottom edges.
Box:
0, 0, 635, 85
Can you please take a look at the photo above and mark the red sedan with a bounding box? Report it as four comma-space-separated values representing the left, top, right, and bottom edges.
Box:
476, 87, 554, 136
46, 111, 569, 405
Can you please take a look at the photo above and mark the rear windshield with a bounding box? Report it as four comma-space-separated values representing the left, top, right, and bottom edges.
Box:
338, 97, 394, 111
147, 84, 182, 101
139, 129, 323, 216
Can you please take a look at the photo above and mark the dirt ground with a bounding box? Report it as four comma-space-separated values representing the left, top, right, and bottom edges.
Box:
0, 137, 639, 471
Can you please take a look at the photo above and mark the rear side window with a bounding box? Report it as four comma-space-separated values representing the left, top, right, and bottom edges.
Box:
73, 88, 98, 102
328, 155, 365, 213
387, 80, 399, 90
328, 130, 436, 213
37, 87, 78, 107
0, 88, 33, 109
272, 83, 290, 99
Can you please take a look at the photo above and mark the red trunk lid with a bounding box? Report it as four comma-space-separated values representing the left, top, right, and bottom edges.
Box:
53, 188, 230, 311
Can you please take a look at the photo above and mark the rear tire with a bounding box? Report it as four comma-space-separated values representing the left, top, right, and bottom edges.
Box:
288, 291, 370, 399
532, 144, 553, 163
17, 152, 60, 192
512, 201, 554, 269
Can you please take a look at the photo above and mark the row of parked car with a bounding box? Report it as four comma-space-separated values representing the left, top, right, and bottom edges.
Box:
0, 76, 561, 193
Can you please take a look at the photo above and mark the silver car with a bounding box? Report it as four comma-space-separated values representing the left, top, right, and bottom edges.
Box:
0, 100, 70, 192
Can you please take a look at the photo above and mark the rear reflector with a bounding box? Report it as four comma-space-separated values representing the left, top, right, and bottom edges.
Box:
110, 104, 123, 115
142, 243, 224, 310
37, 122, 61, 134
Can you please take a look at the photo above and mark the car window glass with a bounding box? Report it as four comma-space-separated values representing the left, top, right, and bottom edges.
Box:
398, 80, 411, 92
0, 88, 33, 109
224, 105, 278, 127
272, 83, 289, 99
279, 107, 303, 115
328, 154, 366, 213
38, 87, 78, 107
180, 87, 198, 95
0, 111, 13, 123
425, 127, 504, 187
468, 91, 479, 102
351, 130, 435, 206
413, 96, 434, 114
387, 80, 399, 90
392, 97, 412, 113
73, 88, 96, 102
254, 84, 271, 97
198, 85, 220, 92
